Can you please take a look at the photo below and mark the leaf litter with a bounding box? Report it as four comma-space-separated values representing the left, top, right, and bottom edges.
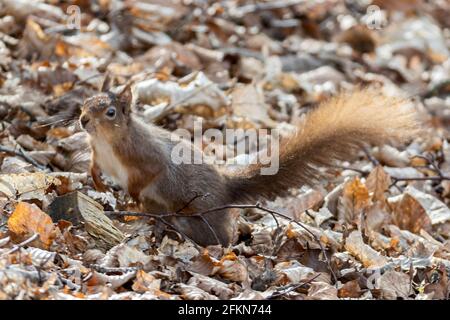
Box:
0, 0, 449, 300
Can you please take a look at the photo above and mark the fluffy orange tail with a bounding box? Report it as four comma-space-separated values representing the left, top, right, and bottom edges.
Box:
225, 87, 419, 202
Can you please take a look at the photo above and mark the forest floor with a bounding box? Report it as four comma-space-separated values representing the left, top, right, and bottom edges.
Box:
0, 0, 450, 300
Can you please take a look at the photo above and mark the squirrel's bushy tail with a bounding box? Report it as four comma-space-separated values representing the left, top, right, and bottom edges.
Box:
225, 87, 419, 203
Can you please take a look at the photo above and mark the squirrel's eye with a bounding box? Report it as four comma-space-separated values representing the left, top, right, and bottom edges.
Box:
105, 107, 116, 119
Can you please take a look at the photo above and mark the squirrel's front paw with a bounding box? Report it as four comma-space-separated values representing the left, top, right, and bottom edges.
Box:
90, 163, 109, 193
92, 179, 109, 193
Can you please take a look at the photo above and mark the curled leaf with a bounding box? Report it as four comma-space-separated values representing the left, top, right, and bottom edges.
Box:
345, 230, 388, 268
8, 202, 57, 249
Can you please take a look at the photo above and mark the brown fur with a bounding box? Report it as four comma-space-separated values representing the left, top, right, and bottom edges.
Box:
225, 88, 419, 203
80, 86, 418, 246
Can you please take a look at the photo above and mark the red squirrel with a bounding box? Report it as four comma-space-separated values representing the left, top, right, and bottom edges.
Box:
79, 85, 418, 246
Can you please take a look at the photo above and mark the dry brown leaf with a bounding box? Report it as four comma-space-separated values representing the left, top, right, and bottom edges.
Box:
274, 261, 315, 285
391, 193, 432, 234
188, 251, 217, 276
365, 202, 391, 233
276, 238, 304, 261
366, 166, 391, 203
25, 247, 55, 268
132, 270, 161, 294
136, 72, 228, 120
345, 230, 388, 268
158, 236, 199, 263
232, 289, 265, 300
214, 252, 249, 283
338, 280, 362, 298
373, 145, 410, 167
307, 281, 338, 300
424, 265, 449, 299
231, 84, 276, 127
339, 177, 370, 225
283, 188, 326, 221
62, 227, 89, 255
87, 270, 136, 291
379, 270, 411, 300
114, 244, 152, 268
187, 273, 235, 299
0, 172, 60, 201
404, 186, 450, 225
336, 25, 376, 54
175, 284, 218, 300
8, 202, 57, 249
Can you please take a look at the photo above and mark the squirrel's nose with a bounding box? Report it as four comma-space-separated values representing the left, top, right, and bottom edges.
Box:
80, 114, 89, 129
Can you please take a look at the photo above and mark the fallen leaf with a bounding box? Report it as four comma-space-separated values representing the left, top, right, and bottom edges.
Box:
274, 260, 315, 285
423, 265, 449, 299
345, 230, 388, 268
114, 244, 152, 268
307, 281, 338, 300
231, 83, 276, 127
404, 186, 450, 225
136, 72, 228, 121
391, 193, 432, 234
8, 202, 56, 249
338, 280, 362, 298
0, 173, 60, 201
366, 166, 391, 203
132, 270, 161, 294
88, 270, 136, 291
338, 177, 371, 225
379, 270, 411, 300
214, 252, 249, 283
175, 284, 218, 300
187, 273, 235, 299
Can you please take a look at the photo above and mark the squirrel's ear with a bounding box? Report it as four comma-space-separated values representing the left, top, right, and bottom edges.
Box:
101, 73, 112, 92
118, 84, 133, 115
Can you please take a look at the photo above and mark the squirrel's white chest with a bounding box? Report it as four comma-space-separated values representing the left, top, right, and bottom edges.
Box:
92, 138, 129, 190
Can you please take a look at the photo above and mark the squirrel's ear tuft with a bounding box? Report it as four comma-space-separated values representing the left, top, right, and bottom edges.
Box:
118, 84, 133, 115
101, 73, 113, 92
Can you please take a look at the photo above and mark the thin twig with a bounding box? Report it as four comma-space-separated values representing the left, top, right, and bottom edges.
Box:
109, 192, 220, 247
334, 165, 369, 176
106, 202, 338, 284
2, 233, 39, 256
198, 215, 221, 245
0, 146, 47, 171
158, 216, 203, 251
230, 0, 306, 16
248, 203, 337, 284
389, 175, 450, 188
267, 273, 321, 299
412, 154, 444, 177
175, 193, 210, 213
89, 264, 140, 273
334, 163, 450, 188
362, 145, 379, 166
393, 176, 450, 182
0, 236, 10, 248
304, 209, 316, 222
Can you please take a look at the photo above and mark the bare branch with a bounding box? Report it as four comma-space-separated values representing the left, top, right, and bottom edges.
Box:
2, 233, 39, 256
0, 145, 48, 171
267, 273, 321, 299
106, 202, 337, 284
